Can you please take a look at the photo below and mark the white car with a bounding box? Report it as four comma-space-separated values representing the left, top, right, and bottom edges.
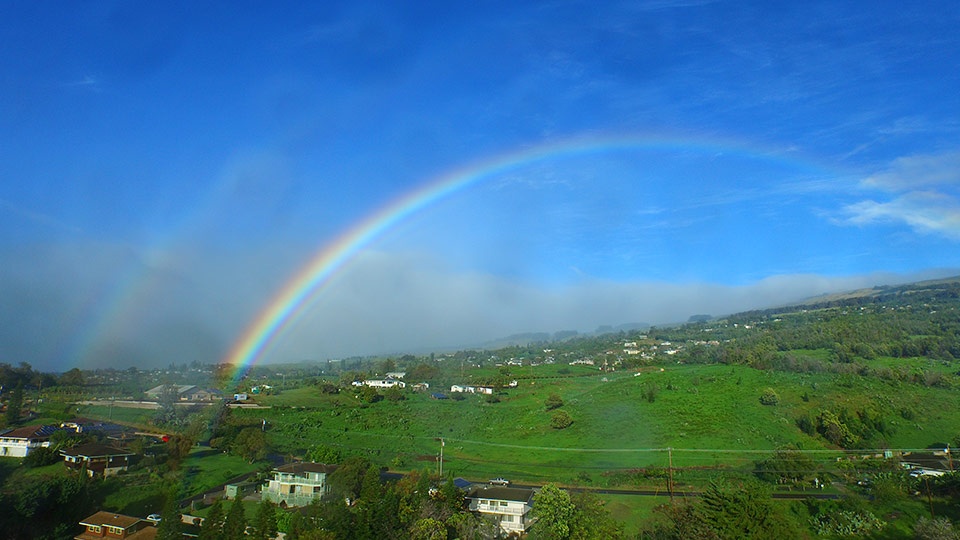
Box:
489, 477, 510, 486
146, 514, 162, 523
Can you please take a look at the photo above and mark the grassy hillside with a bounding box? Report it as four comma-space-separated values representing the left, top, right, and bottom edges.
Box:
232, 358, 957, 487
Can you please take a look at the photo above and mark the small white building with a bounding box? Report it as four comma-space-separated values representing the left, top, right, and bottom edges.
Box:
385, 372, 406, 379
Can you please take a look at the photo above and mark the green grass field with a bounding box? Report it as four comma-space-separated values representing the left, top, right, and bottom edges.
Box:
228, 361, 959, 487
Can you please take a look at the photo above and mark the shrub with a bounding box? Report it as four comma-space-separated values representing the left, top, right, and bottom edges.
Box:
545, 393, 564, 410
759, 388, 780, 406
550, 411, 573, 429
643, 383, 658, 403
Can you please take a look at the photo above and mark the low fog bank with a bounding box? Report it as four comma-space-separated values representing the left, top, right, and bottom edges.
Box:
1, 243, 954, 372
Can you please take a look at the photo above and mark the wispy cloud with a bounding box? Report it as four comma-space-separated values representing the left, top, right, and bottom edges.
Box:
837, 151, 960, 240
862, 151, 960, 190
0, 198, 82, 234
841, 191, 960, 240
62, 75, 101, 92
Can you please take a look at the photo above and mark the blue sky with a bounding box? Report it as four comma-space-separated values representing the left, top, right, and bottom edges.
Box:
2, 1, 959, 370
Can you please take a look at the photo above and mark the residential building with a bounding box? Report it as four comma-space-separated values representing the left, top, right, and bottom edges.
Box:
0, 424, 58, 458
144, 385, 216, 401
262, 462, 337, 508
465, 485, 536, 535
61, 443, 136, 477
385, 371, 406, 379
363, 379, 405, 389
75, 511, 157, 540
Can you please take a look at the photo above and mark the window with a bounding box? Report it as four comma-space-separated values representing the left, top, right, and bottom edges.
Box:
108, 526, 124, 534
503, 515, 514, 522
499, 501, 508, 506
88, 525, 101, 533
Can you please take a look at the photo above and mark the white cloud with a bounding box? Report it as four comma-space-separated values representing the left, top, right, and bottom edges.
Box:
838, 151, 960, 240
863, 151, 960, 190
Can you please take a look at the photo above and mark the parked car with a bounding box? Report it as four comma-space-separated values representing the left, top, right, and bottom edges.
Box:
146, 514, 162, 523
489, 477, 510, 486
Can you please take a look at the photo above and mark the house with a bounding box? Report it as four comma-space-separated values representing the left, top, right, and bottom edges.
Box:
385, 371, 406, 379
465, 485, 536, 535
144, 385, 216, 402
74, 511, 157, 540
61, 443, 136, 477
262, 462, 338, 508
0, 424, 58, 457
450, 385, 493, 395
411, 382, 430, 391
363, 379, 405, 389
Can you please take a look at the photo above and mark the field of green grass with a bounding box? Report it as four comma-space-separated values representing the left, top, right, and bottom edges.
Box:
230, 361, 959, 487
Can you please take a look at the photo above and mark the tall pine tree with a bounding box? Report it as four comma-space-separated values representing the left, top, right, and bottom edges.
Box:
198, 498, 224, 540
222, 496, 247, 538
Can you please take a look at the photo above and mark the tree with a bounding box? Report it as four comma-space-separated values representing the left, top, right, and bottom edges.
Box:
569, 491, 625, 539
545, 393, 564, 411
306, 445, 343, 464
532, 483, 577, 539
409, 363, 439, 381
222, 496, 246, 539
358, 385, 382, 404
59, 368, 85, 387
156, 490, 183, 540
384, 385, 405, 402
410, 518, 447, 540
328, 456, 373, 502
250, 500, 277, 540
5, 382, 23, 425
550, 410, 573, 430
198, 498, 224, 540
754, 445, 818, 486
697, 479, 796, 539
23, 446, 60, 468
378, 358, 397, 374
232, 427, 268, 462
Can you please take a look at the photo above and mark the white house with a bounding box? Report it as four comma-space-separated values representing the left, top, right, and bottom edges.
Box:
385, 372, 406, 379
262, 462, 338, 508
0, 425, 57, 458
465, 485, 536, 535
364, 379, 405, 389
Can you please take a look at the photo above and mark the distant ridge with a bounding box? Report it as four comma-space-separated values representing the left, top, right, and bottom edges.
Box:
729, 275, 960, 320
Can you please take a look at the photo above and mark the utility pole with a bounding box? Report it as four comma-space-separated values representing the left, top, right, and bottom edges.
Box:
667, 447, 675, 505
439, 438, 445, 476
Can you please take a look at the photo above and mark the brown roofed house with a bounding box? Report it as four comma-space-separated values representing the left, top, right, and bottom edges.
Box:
61, 443, 136, 477
75, 511, 157, 540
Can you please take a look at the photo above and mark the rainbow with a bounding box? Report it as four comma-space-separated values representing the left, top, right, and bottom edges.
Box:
223, 134, 818, 384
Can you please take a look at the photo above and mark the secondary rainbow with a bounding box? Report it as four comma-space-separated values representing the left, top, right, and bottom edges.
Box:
223, 134, 814, 383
